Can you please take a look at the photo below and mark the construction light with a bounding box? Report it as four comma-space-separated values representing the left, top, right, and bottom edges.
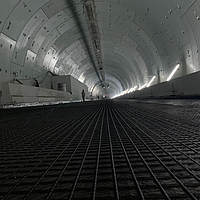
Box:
147, 76, 156, 87
138, 84, 147, 90
167, 64, 180, 81
127, 86, 137, 93
112, 86, 138, 99
127, 88, 133, 93
133, 86, 138, 91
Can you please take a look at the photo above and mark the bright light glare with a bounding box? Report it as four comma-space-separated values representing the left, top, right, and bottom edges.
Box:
147, 76, 156, 87
138, 84, 147, 90
112, 92, 124, 99
167, 64, 180, 81
124, 89, 129, 94
112, 86, 138, 99
127, 86, 137, 93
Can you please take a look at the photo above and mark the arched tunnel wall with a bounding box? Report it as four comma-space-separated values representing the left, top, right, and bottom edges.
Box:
1, 1, 200, 103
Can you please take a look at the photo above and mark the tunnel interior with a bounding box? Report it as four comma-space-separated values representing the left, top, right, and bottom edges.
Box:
1, 1, 200, 199
1, 0, 200, 101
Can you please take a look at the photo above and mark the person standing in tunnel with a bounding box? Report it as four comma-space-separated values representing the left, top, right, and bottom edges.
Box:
81, 90, 85, 102
34, 78, 39, 87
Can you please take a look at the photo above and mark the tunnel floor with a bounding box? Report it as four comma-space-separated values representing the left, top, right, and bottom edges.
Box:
1, 99, 200, 200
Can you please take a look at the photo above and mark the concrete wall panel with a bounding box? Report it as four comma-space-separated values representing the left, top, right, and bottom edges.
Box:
0, 0, 21, 31
24, 50, 37, 79
169, 0, 196, 17
42, 0, 68, 18
0, 33, 16, 86
182, 2, 200, 72
11, 63, 24, 80
2, 0, 49, 41
12, 9, 48, 66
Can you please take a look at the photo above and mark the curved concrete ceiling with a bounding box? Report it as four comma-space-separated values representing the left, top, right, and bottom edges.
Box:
0, 0, 199, 98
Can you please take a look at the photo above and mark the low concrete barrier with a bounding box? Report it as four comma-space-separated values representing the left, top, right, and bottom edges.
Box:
120, 71, 200, 99
1, 83, 79, 105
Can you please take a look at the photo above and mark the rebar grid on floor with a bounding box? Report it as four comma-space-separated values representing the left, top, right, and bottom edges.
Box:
1, 100, 200, 200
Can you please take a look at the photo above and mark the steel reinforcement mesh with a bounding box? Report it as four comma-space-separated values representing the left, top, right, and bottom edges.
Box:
1, 100, 200, 200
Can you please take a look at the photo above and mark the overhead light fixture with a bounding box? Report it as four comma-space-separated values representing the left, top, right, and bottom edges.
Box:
147, 76, 156, 87
167, 64, 180, 81
138, 84, 147, 90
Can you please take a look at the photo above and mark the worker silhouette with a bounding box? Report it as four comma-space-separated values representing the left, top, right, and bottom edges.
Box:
81, 90, 85, 102
34, 78, 39, 87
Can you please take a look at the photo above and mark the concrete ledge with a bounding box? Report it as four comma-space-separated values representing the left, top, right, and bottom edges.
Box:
120, 71, 200, 99
1, 83, 81, 105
